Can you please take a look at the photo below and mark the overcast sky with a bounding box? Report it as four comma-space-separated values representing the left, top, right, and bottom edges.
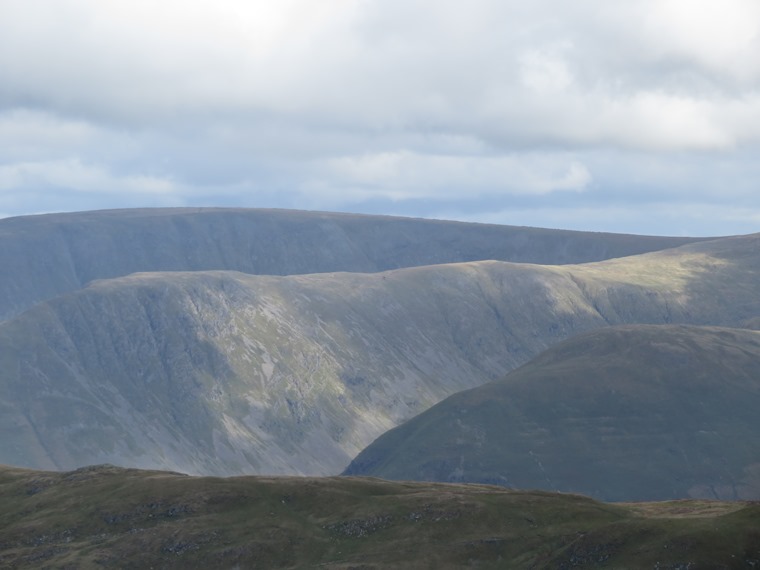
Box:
1, 0, 759, 236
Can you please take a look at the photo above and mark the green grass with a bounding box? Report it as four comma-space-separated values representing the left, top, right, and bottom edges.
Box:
0, 464, 758, 568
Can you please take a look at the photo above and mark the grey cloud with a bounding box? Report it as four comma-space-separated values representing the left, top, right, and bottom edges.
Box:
0, 1, 759, 235
4, 1, 758, 143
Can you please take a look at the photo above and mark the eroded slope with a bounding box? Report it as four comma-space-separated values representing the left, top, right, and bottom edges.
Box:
1, 235, 759, 476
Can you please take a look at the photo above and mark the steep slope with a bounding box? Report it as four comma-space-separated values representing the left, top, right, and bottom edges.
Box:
0, 207, 705, 321
344, 325, 760, 502
1, 234, 759, 477
1, 465, 758, 569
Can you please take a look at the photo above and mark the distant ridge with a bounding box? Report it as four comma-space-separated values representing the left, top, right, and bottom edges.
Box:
344, 324, 760, 502
0, 207, 706, 321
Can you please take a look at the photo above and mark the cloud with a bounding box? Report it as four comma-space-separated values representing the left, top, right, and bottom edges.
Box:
3, 1, 759, 145
315, 152, 591, 200
0, 1, 759, 234
450, 201, 760, 238
0, 159, 178, 195
641, 0, 760, 82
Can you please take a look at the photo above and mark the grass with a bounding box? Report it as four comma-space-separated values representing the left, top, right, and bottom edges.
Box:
0, 464, 758, 568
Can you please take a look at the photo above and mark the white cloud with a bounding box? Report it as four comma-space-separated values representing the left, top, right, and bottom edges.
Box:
599, 92, 734, 150
443, 202, 760, 238
316, 152, 591, 200
0, 1, 759, 234
642, 0, 760, 82
518, 48, 575, 94
0, 109, 126, 165
0, 159, 177, 195
2, 0, 759, 146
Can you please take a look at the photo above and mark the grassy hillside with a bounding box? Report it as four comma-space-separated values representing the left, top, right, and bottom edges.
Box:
1, 235, 759, 477
0, 464, 758, 569
344, 325, 760, 502
0, 207, 706, 321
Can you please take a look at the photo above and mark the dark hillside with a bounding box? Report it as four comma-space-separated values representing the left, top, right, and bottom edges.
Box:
345, 325, 760, 502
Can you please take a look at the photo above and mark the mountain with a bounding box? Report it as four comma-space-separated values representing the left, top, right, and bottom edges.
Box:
2, 234, 759, 477
1, 464, 758, 569
344, 324, 760, 502
0, 207, 705, 322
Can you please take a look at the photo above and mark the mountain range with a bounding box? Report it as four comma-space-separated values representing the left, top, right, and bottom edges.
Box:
0, 207, 703, 322
1, 208, 759, 505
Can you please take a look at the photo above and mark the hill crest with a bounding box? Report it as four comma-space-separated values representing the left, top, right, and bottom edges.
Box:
0, 207, 708, 322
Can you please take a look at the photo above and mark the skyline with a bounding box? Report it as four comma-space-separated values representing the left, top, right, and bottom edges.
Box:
2, 0, 760, 236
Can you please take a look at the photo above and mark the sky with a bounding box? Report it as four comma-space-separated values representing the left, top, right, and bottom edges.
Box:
1, 0, 760, 236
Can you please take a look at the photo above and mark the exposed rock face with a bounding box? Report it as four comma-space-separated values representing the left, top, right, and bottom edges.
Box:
1, 234, 758, 477
0, 207, 705, 321
344, 324, 760, 502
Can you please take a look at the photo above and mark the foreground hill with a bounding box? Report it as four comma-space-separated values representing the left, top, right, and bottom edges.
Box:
0, 465, 758, 569
0, 208, 705, 321
1, 235, 760, 477
344, 325, 760, 502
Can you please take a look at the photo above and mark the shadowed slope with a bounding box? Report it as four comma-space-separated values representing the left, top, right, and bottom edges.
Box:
0, 464, 758, 569
344, 325, 760, 502
0, 207, 706, 321
1, 235, 759, 477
